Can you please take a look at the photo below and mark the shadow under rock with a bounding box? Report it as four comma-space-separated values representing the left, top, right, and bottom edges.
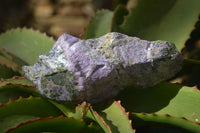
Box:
115, 82, 182, 113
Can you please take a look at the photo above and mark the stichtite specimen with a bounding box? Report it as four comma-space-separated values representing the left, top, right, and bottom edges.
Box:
23, 32, 183, 104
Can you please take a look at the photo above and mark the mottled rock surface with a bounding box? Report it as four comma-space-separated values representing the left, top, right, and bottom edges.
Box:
23, 32, 183, 103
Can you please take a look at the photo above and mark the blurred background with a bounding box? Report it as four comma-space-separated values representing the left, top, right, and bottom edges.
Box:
0, 0, 136, 39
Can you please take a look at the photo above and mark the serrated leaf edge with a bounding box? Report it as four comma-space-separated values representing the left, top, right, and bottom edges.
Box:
0, 76, 26, 82
0, 83, 36, 89
5, 115, 83, 133
182, 16, 200, 53
0, 96, 37, 108
110, 4, 129, 32
81, 9, 113, 39
0, 27, 55, 42
132, 112, 200, 125
0, 47, 21, 73
89, 106, 112, 133
114, 100, 134, 132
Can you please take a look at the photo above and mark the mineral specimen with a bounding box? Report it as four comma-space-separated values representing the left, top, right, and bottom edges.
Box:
22, 32, 183, 104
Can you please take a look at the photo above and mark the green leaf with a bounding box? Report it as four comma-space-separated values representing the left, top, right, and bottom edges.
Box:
6, 116, 86, 133
0, 85, 38, 104
101, 101, 134, 133
82, 122, 104, 133
0, 48, 21, 73
0, 96, 63, 119
116, 82, 200, 122
0, 96, 63, 132
0, 65, 20, 79
86, 106, 112, 133
82, 10, 113, 39
68, 101, 134, 133
68, 102, 112, 133
130, 113, 200, 133
48, 100, 75, 117
0, 77, 40, 104
1, 115, 38, 133
0, 76, 34, 87
111, 5, 129, 32
119, 0, 200, 51
68, 102, 89, 119
177, 59, 200, 88
0, 28, 55, 65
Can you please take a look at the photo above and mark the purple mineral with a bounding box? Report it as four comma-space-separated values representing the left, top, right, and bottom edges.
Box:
22, 32, 183, 104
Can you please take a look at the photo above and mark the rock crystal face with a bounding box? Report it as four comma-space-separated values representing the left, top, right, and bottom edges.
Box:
22, 32, 183, 104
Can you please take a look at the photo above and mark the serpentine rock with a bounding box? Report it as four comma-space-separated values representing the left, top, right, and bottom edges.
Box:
22, 32, 183, 104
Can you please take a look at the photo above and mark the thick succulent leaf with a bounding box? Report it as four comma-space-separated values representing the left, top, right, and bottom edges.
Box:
0, 28, 55, 65
119, 0, 200, 51
48, 100, 74, 117
130, 113, 200, 133
0, 96, 63, 132
116, 82, 200, 123
0, 96, 63, 118
68, 102, 89, 119
100, 101, 134, 133
0, 85, 39, 104
6, 116, 86, 133
82, 122, 104, 133
68, 101, 135, 133
136, 126, 191, 133
0, 64, 20, 79
0, 76, 34, 87
111, 5, 129, 32
82, 10, 113, 39
0, 77, 39, 104
2, 115, 38, 133
0, 48, 21, 73
183, 17, 200, 58
68, 102, 112, 133
177, 59, 200, 88
86, 106, 112, 133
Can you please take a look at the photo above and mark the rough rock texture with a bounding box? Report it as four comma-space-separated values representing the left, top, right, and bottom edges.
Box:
23, 32, 183, 103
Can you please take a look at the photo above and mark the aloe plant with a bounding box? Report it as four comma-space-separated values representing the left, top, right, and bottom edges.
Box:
0, 0, 200, 132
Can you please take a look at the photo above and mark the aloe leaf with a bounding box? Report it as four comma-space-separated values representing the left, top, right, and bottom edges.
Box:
82, 122, 104, 133
6, 116, 86, 133
0, 48, 21, 73
0, 77, 40, 103
68, 102, 112, 133
116, 82, 200, 123
68, 101, 134, 133
183, 17, 200, 58
0, 76, 34, 87
0, 96, 63, 132
130, 113, 200, 133
86, 106, 112, 133
82, 10, 113, 39
178, 59, 200, 88
0, 65, 20, 79
0, 28, 55, 65
119, 0, 200, 51
68, 102, 89, 119
100, 101, 134, 133
0, 96, 63, 118
2, 115, 38, 133
0, 85, 38, 104
111, 5, 129, 32
48, 100, 75, 117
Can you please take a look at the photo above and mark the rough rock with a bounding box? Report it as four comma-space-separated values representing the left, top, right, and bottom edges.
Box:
23, 32, 183, 103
